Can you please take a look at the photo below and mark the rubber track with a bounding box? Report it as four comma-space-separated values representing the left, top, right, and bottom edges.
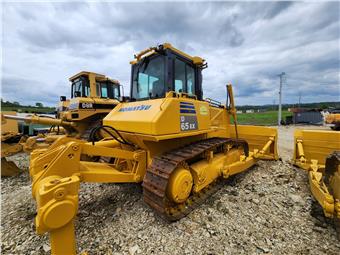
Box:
142, 137, 249, 221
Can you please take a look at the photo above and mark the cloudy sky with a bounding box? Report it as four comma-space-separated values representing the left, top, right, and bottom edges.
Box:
1, 1, 339, 106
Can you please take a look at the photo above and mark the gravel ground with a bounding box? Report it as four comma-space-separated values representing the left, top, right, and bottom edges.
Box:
1, 126, 340, 254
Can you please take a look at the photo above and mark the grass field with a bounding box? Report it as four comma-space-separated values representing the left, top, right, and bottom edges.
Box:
236, 110, 291, 126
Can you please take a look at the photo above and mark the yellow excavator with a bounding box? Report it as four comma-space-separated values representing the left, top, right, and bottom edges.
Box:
1, 71, 121, 176
28, 43, 278, 254
293, 130, 340, 236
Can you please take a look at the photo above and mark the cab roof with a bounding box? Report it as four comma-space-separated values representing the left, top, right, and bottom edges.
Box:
130, 43, 205, 67
69, 71, 120, 85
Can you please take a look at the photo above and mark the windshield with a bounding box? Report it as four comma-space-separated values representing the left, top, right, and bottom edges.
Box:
71, 77, 89, 98
132, 56, 165, 100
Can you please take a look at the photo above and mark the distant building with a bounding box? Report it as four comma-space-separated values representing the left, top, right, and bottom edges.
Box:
236, 110, 243, 114
290, 108, 323, 125
246, 109, 254, 113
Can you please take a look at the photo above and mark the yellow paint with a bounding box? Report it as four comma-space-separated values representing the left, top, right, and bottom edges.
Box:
167, 167, 193, 203
1, 111, 18, 133
293, 130, 340, 170
199, 105, 208, 116
1, 71, 122, 177
293, 129, 340, 220
28, 44, 279, 255
131, 43, 205, 66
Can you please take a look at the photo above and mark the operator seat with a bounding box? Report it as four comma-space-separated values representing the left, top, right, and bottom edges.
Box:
151, 80, 164, 98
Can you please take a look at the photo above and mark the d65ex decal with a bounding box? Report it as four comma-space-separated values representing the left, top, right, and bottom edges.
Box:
180, 115, 198, 131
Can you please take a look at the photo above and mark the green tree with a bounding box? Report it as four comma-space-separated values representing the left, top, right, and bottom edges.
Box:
35, 102, 43, 107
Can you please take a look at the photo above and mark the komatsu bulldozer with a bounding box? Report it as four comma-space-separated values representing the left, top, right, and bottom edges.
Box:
28, 43, 278, 254
293, 130, 340, 235
1, 71, 121, 176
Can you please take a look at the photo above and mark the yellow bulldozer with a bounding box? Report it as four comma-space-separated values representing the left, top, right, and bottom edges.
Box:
28, 43, 278, 254
1, 71, 122, 176
293, 130, 340, 235
325, 110, 340, 130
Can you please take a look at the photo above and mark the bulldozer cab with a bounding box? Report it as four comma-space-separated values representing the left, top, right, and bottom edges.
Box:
69, 71, 121, 100
56, 71, 122, 122
130, 43, 206, 101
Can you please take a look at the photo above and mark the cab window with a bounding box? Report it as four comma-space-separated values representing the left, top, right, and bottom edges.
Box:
96, 82, 108, 97
71, 77, 89, 98
113, 86, 120, 99
173, 58, 196, 95
72, 79, 82, 98
174, 58, 186, 93
96, 81, 120, 99
132, 56, 165, 100
186, 65, 195, 95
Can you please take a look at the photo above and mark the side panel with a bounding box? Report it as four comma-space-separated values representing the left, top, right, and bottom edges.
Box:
230, 125, 278, 159
103, 98, 211, 136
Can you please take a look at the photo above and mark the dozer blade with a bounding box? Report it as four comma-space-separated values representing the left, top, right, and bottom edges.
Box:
1, 157, 21, 177
230, 125, 278, 160
293, 130, 340, 170
293, 129, 340, 232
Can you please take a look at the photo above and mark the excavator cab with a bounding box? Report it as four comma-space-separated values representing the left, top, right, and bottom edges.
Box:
130, 43, 205, 101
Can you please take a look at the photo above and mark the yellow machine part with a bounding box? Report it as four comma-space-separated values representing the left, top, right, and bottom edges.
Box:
1, 111, 19, 134
1, 111, 22, 176
325, 113, 340, 124
65, 71, 121, 124
230, 125, 278, 160
29, 95, 278, 255
1, 134, 60, 177
293, 130, 340, 220
1, 119, 64, 177
325, 113, 340, 130
293, 130, 340, 170
27, 44, 279, 254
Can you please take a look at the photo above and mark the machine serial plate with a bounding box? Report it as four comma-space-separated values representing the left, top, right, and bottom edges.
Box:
180, 115, 198, 131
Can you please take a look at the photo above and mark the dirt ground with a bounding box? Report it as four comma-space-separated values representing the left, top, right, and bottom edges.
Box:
1, 125, 339, 255
276, 125, 329, 161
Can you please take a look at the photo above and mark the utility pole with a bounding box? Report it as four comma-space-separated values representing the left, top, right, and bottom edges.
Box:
278, 72, 285, 126
298, 91, 302, 108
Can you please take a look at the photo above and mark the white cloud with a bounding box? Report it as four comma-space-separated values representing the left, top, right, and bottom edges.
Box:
1, 1, 339, 106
